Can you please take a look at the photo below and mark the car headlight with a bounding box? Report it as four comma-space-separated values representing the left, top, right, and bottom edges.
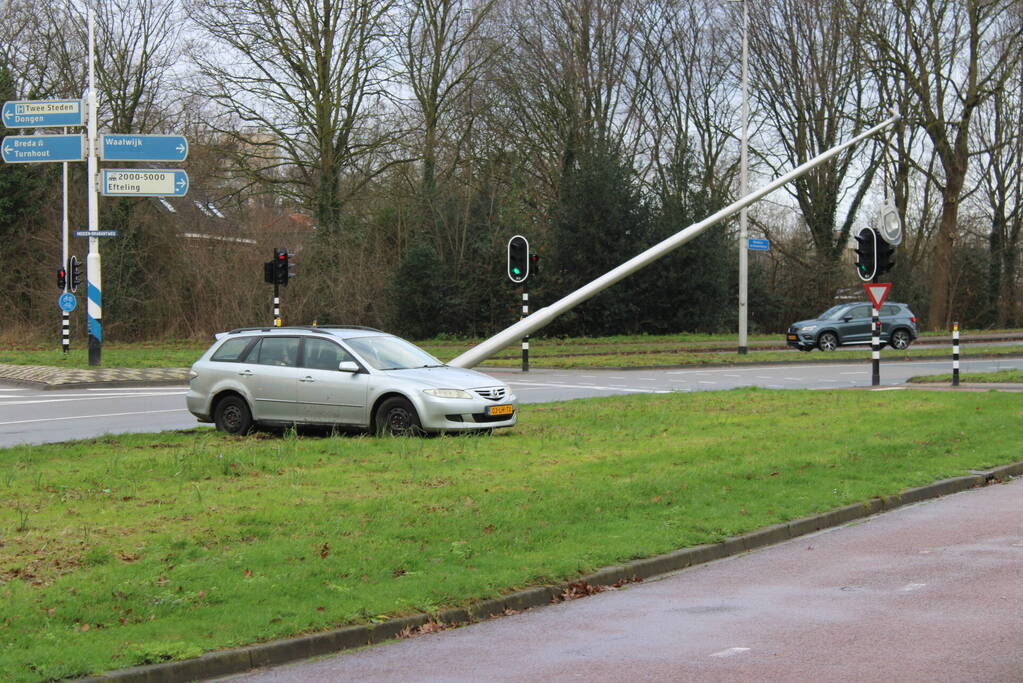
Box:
423, 388, 474, 399
799, 325, 817, 332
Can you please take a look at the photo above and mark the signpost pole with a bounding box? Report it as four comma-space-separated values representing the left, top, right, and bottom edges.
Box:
86, 7, 102, 366
62, 134, 70, 354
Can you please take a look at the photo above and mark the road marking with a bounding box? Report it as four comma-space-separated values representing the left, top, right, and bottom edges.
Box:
0, 391, 186, 405
0, 408, 188, 426
86, 386, 184, 392
900, 583, 927, 592
511, 381, 651, 393
698, 381, 717, 385
871, 387, 907, 392
710, 647, 751, 658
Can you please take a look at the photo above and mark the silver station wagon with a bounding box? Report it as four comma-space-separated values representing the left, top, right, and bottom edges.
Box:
186, 326, 517, 435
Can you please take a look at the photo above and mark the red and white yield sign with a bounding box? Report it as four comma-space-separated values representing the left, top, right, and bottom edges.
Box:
863, 282, 892, 309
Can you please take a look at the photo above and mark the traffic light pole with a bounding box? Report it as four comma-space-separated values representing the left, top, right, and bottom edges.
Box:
521, 280, 529, 372
61, 145, 70, 355
871, 304, 881, 386
273, 282, 281, 326
450, 115, 900, 369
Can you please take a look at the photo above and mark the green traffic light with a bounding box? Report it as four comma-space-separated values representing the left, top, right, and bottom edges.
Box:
512, 267, 521, 275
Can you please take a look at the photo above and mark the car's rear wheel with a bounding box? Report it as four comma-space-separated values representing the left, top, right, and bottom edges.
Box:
375, 397, 423, 436
817, 331, 839, 351
214, 395, 253, 435
890, 328, 912, 350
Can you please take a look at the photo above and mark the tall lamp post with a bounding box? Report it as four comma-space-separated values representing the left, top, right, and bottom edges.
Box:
735, 0, 750, 354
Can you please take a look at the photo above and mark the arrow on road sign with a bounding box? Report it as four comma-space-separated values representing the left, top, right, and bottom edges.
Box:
863, 282, 892, 309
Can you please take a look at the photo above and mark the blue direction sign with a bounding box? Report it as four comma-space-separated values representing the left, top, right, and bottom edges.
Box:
2, 134, 85, 163
100, 134, 188, 162
101, 169, 189, 197
747, 238, 771, 251
2, 99, 84, 128
58, 293, 78, 313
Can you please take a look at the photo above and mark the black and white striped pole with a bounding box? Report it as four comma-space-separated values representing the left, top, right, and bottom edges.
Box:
273, 282, 281, 326
952, 321, 960, 387
521, 280, 529, 372
871, 305, 881, 386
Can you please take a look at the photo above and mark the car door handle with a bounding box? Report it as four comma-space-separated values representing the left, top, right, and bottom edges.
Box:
299, 376, 315, 383
237, 370, 253, 377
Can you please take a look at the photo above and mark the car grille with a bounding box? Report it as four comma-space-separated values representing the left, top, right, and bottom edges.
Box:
473, 386, 507, 401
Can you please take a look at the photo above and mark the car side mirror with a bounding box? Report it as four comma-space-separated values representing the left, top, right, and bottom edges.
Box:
842, 316, 853, 322
338, 361, 360, 373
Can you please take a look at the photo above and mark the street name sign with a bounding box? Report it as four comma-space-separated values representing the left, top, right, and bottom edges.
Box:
2, 99, 84, 128
100, 134, 188, 162
863, 282, 892, 309
100, 169, 189, 197
747, 238, 770, 251
74, 230, 119, 238
1, 134, 85, 163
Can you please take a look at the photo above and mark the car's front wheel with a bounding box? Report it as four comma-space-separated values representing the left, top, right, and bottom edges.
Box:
214, 395, 253, 435
375, 397, 423, 436
817, 331, 839, 351
890, 328, 912, 350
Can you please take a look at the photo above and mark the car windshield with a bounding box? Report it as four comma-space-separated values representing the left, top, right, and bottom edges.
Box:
819, 305, 850, 320
343, 335, 445, 371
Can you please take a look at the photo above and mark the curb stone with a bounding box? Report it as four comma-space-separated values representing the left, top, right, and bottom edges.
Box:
77, 464, 1019, 683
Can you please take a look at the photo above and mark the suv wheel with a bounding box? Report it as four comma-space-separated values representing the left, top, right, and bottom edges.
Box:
890, 328, 912, 350
214, 395, 253, 435
817, 331, 839, 351
376, 397, 423, 436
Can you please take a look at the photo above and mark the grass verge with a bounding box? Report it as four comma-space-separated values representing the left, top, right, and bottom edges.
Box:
2, 388, 1021, 680
2, 333, 1023, 371
908, 369, 1023, 384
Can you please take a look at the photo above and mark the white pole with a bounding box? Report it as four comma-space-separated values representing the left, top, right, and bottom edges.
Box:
737, 0, 750, 354
449, 115, 900, 369
86, 5, 102, 366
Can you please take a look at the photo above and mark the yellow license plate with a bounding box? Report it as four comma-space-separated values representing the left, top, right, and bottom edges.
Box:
787, 334, 798, 341
487, 404, 514, 416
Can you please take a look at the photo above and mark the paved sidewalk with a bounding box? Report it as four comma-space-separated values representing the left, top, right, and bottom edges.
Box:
0, 363, 189, 389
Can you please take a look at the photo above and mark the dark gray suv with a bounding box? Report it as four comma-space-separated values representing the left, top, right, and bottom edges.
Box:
786, 302, 918, 351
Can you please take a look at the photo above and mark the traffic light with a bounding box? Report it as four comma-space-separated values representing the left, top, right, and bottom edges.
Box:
68, 256, 81, 293
877, 237, 895, 276
529, 252, 539, 275
853, 227, 877, 282
273, 248, 290, 286
56, 267, 67, 290
263, 260, 275, 284
507, 235, 529, 283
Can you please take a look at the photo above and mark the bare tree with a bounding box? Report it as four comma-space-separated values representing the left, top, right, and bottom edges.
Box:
748, 0, 881, 305
974, 72, 1023, 327
489, 0, 642, 204
186, 0, 398, 236
857, 0, 1023, 329
632, 0, 739, 198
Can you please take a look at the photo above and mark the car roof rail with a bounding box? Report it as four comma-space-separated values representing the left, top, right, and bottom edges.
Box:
312, 325, 383, 332
224, 325, 383, 335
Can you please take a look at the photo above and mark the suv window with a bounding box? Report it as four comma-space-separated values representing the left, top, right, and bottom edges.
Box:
302, 338, 355, 371
880, 304, 899, 316
846, 305, 871, 319
211, 337, 254, 362
253, 337, 300, 367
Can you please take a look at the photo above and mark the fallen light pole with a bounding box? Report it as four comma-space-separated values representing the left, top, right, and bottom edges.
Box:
450, 115, 900, 369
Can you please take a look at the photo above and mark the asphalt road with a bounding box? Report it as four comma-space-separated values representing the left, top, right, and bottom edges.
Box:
2, 355, 1023, 447
225, 477, 1023, 682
